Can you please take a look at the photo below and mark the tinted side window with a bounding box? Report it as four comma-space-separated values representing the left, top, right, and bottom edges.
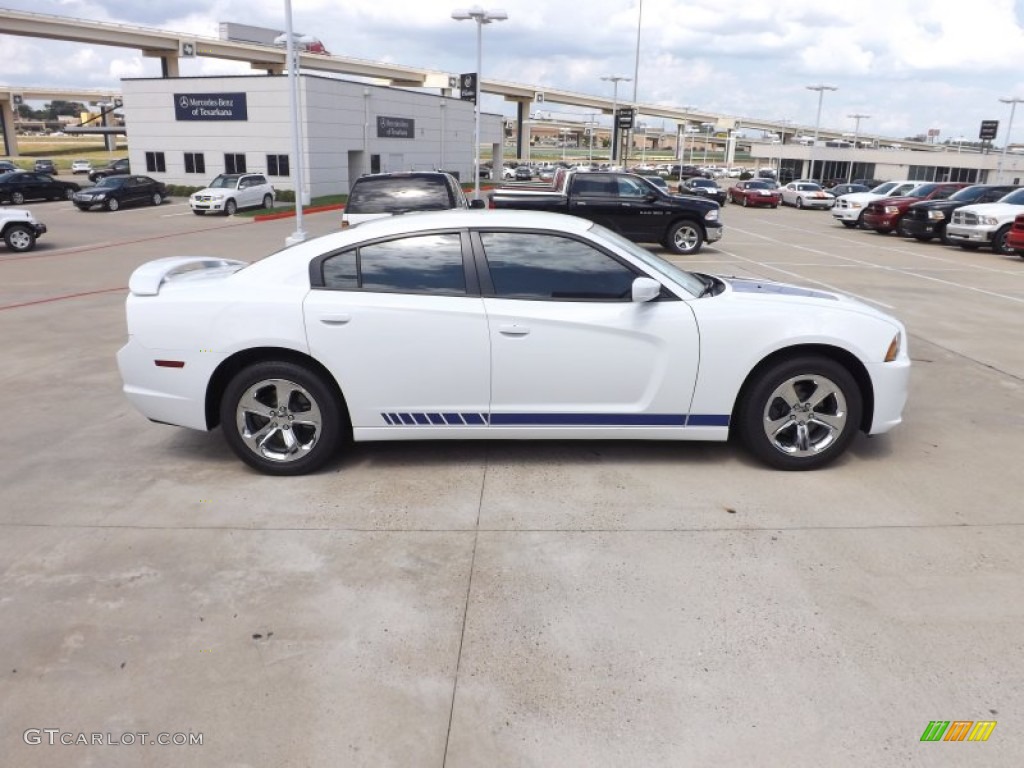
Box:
480, 232, 636, 301
347, 177, 453, 213
321, 234, 466, 295
617, 177, 649, 197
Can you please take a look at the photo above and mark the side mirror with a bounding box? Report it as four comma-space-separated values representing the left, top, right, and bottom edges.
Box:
631, 277, 662, 303
469, 199, 486, 209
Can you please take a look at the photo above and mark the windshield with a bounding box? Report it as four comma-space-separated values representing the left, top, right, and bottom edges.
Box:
587, 223, 706, 297
870, 182, 899, 195
209, 175, 241, 189
746, 181, 772, 189
949, 186, 990, 202
998, 188, 1024, 204
94, 177, 125, 189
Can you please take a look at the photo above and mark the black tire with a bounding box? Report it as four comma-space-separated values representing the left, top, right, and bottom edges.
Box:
840, 221, 858, 228
796, 197, 805, 210
770, 204, 778, 209
75, 205, 90, 211
737, 356, 862, 471
742, 196, 749, 207
874, 228, 892, 235
912, 235, 931, 242
224, 199, 237, 216
219, 361, 345, 476
958, 243, 981, 251
3, 224, 36, 252
992, 225, 1013, 255
664, 219, 704, 255
106, 197, 120, 212
151, 192, 163, 206
11, 192, 25, 205
262, 194, 274, 209
64, 188, 75, 200
856, 212, 866, 228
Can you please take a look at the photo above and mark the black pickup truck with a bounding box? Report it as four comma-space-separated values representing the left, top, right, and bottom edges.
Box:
488, 171, 723, 255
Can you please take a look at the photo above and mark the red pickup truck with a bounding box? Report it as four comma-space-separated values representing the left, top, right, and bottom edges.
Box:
862, 182, 969, 234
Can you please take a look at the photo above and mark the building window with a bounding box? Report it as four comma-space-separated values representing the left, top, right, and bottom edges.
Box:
267, 154, 290, 177
225, 153, 247, 174
184, 152, 206, 174
145, 151, 166, 173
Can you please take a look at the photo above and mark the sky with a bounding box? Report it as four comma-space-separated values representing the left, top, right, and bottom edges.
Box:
2, 0, 1024, 144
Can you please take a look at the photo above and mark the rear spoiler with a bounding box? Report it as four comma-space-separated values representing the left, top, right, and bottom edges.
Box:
128, 257, 248, 296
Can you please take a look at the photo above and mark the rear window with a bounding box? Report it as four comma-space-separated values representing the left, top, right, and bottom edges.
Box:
347, 176, 454, 214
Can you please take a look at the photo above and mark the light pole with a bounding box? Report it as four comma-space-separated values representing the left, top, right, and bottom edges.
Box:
452, 6, 508, 201
601, 75, 631, 164
282, 0, 306, 246
626, 0, 644, 167
806, 84, 837, 181
702, 123, 714, 165
847, 113, 870, 181
560, 127, 570, 161
997, 97, 1023, 183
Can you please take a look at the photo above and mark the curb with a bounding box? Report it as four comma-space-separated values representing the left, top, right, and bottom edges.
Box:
253, 203, 345, 222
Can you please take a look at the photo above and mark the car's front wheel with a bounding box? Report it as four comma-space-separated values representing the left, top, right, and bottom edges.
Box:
992, 225, 1014, 255
665, 220, 704, 255
224, 199, 237, 216
741, 196, 749, 207
796, 197, 805, 209
106, 198, 120, 211
220, 361, 345, 475
11, 192, 25, 205
737, 356, 862, 471
3, 224, 36, 252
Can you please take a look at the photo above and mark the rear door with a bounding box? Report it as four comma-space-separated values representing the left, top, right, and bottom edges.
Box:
565, 174, 622, 231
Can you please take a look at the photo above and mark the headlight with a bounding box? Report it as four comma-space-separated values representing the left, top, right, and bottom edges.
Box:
883, 206, 900, 214
979, 216, 999, 225
927, 210, 946, 220
94, 193, 107, 199
850, 202, 863, 209
704, 209, 719, 221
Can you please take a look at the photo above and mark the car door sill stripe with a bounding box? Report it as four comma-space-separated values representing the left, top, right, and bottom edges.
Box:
377, 412, 730, 427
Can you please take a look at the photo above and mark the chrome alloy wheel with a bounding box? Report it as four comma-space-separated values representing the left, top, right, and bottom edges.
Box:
235, 378, 323, 463
761, 374, 848, 457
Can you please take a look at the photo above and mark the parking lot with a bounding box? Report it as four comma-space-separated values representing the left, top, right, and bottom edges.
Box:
2, 196, 1023, 766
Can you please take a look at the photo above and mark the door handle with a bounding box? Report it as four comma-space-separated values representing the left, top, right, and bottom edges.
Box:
319, 314, 351, 325
498, 324, 530, 336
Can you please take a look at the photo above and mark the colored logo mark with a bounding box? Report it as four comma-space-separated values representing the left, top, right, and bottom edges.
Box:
920, 721, 996, 742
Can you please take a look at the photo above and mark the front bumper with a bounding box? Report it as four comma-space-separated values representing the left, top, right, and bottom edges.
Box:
899, 218, 943, 238
705, 223, 724, 243
33, 223, 47, 236
863, 212, 901, 230
866, 357, 911, 435
832, 205, 864, 222
190, 197, 227, 212
945, 225, 995, 245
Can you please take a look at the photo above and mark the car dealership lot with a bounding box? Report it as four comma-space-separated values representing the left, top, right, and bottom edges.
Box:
2, 199, 1022, 766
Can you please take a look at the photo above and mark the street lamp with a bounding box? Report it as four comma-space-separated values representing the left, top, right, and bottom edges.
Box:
997, 97, 1023, 183
282, 0, 306, 247
601, 75, 631, 164
847, 113, 870, 181
806, 84, 837, 181
559, 127, 571, 161
701, 122, 714, 165
451, 6, 508, 201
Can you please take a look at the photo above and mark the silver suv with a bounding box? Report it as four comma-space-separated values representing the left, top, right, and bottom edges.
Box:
190, 173, 275, 216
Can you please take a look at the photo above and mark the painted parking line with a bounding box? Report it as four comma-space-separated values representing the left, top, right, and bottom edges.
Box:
0, 286, 126, 312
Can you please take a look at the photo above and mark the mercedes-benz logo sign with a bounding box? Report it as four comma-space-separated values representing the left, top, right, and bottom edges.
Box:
179, 96, 190, 109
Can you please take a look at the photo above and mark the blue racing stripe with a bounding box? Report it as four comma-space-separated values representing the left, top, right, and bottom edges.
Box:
490, 413, 687, 426
686, 414, 731, 427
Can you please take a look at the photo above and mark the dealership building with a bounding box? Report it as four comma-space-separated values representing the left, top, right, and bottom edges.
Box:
120, 74, 504, 198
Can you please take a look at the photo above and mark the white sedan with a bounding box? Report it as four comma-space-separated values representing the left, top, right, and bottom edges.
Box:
117, 210, 910, 475
780, 182, 834, 209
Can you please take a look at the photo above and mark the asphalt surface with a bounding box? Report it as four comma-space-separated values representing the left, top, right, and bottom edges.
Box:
2, 194, 1022, 767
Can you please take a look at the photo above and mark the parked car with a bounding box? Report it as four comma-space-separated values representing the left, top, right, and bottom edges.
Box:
0, 160, 21, 173
190, 173, 274, 216
827, 183, 869, 203
0, 171, 80, 204
73, 175, 167, 212
780, 182, 833, 209
945, 188, 1024, 255
88, 158, 131, 182
117, 209, 910, 475
899, 185, 1020, 243
831, 181, 923, 228
70, 159, 93, 175
861, 182, 970, 234
489, 171, 723, 255
33, 159, 57, 175
645, 175, 670, 192
341, 171, 483, 228
0, 207, 47, 252
678, 177, 727, 205
513, 166, 533, 181
676, 164, 707, 179
1006, 213, 1024, 258
728, 179, 781, 208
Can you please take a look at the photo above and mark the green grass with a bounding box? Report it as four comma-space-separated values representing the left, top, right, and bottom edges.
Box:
3, 137, 128, 173
234, 194, 348, 218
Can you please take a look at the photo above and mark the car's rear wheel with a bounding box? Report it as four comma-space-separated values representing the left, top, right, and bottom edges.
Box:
224, 199, 237, 216
665, 220, 704, 255
738, 356, 862, 471
11, 192, 25, 205
106, 197, 120, 211
3, 224, 36, 252
151, 192, 163, 206
262, 194, 274, 209
220, 361, 345, 476
992, 225, 1013, 255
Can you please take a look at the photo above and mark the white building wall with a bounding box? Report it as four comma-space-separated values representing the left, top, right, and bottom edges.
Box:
121, 74, 502, 198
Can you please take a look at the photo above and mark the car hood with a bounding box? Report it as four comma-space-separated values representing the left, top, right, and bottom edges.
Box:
874, 195, 921, 205
954, 202, 1024, 217
836, 192, 888, 203
714, 275, 895, 323
191, 188, 232, 197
